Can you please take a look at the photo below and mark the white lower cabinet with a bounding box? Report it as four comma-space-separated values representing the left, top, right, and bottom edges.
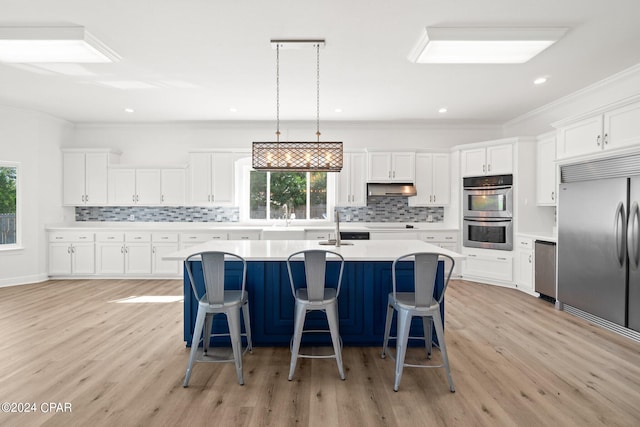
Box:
151, 233, 181, 275
462, 247, 513, 284
95, 232, 152, 275
419, 231, 459, 276
179, 232, 228, 249
515, 236, 534, 294
48, 232, 95, 276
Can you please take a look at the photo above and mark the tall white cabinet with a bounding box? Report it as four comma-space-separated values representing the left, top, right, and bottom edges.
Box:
189, 152, 236, 206
336, 152, 366, 206
63, 149, 119, 206
536, 133, 557, 206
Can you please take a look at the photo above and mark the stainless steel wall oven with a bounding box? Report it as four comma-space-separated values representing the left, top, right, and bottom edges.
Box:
463, 174, 513, 250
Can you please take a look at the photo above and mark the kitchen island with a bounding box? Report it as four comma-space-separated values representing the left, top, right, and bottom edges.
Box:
164, 239, 463, 346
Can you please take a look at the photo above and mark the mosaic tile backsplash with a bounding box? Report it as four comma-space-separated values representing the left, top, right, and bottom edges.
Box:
75, 197, 443, 223
336, 196, 444, 222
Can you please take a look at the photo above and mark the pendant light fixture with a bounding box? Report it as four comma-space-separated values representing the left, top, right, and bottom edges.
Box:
252, 39, 343, 172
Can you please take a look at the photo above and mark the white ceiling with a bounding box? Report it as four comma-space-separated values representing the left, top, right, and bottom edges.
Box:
1, 0, 639, 124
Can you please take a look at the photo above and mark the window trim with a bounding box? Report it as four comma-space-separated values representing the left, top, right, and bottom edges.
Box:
0, 161, 21, 251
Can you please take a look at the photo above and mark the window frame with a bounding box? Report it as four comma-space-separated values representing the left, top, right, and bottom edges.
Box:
0, 161, 21, 251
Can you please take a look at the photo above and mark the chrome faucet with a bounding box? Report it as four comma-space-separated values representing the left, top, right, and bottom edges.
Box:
334, 208, 341, 247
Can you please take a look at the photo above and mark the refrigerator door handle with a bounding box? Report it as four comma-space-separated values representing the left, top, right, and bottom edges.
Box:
614, 202, 627, 267
628, 201, 640, 269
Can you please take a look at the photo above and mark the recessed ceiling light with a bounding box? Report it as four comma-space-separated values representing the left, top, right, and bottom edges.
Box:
438, 107, 448, 113
0, 25, 120, 63
229, 107, 238, 113
124, 108, 134, 113
334, 108, 343, 113
409, 27, 568, 64
533, 76, 548, 85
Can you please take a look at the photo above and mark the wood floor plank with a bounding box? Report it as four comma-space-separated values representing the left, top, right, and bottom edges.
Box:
1, 278, 640, 426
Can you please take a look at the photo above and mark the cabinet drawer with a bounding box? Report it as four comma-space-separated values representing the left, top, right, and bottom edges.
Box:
180, 232, 227, 243
516, 237, 533, 250
305, 231, 333, 240
125, 232, 151, 242
152, 232, 179, 243
95, 232, 124, 242
228, 230, 261, 240
49, 232, 95, 242
422, 231, 458, 243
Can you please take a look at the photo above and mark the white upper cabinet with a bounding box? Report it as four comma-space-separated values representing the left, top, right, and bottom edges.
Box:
367, 152, 415, 182
461, 143, 512, 177
63, 150, 117, 206
109, 169, 162, 205
556, 99, 640, 159
336, 152, 366, 206
189, 152, 236, 206
160, 169, 186, 205
409, 153, 450, 206
537, 134, 557, 205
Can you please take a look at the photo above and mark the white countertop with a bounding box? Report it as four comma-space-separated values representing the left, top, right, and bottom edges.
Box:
163, 239, 464, 262
45, 221, 459, 233
517, 231, 557, 243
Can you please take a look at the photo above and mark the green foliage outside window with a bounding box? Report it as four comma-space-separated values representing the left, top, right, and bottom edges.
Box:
0, 167, 16, 214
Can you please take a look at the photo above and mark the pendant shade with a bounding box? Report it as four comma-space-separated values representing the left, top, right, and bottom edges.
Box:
252, 141, 343, 172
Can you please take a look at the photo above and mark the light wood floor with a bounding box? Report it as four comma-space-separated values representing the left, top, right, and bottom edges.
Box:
1, 279, 639, 426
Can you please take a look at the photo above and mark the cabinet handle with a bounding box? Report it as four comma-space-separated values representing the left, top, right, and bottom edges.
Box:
161, 195, 165, 202
468, 254, 477, 257
212, 236, 221, 240
497, 257, 507, 261
488, 164, 492, 172
433, 195, 436, 203
529, 254, 532, 263
121, 246, 124, 253
445, 236, 453, 240
604, 133, 608, 145
551, 191, 555, 201
152, 247, 156, 254
67, 246, 71, 253
85, 195, 88, 202
211, 194, 214, 202
482, 164, 486, 173
388, 171, 391, 178
71, 245, 75, 253
240, 236, 249, 240
596, 135, 601, 146
132, 195, 136, 202
393, 171, 395, 178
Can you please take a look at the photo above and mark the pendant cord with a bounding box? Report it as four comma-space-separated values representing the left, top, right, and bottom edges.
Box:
316, 43, 321, 142
276, 44, 280, 142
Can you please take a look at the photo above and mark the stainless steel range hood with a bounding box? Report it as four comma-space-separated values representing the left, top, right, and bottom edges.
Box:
367, 183, 417, 197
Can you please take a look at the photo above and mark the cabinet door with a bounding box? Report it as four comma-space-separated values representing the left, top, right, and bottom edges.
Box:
84, 153, 109, 205
557, 115, 603, 159
516, 249, 534, 293
412, 153, 433, 205
152, 243, 181, 275
604, 101, 640, 150
72, 242, 95, 275
96, 243, 125, 274
432, 153, 450, 205
189, 154, 212, 204
161, 169, 186, 205
49, 243, 72, 276
537, 136, 557, 205
109, 169, 136, 205
63, 152, 86, 206
391, 153, 415, 181
135, 169, 162, 205
463, 252, 513, 282
336, 153, 352, 205
350, 153, 367, 206
125, 243, 152, 275
486, 144, 513, 175
211, 153, 235, 205
367, 153, 392, 182
460, 148, 487, 177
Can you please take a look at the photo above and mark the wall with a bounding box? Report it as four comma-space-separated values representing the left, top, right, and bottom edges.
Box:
0, 105, 71, 286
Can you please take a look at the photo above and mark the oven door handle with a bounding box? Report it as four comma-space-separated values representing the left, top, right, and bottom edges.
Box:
463, 185, 512, 191
464, 218, 513, 223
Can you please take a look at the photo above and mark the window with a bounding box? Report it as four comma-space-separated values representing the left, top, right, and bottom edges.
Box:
249, 171, 328, 220
0, 162, 18, 247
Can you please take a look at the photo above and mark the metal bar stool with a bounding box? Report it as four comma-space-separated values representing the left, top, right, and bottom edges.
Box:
381, 252, 455, 392
183, 251, 252, 386
286, 249, 345, 381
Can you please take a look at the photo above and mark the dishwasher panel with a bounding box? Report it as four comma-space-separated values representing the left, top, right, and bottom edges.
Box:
535, 240, 556, 299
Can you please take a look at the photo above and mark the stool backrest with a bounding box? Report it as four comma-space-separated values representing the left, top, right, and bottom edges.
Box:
185, 251, 247, 305
392, 252, 455, 307
287, 249, 345, 301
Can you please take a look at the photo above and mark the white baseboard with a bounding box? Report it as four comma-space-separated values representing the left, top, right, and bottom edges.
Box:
0, 273, 49, 288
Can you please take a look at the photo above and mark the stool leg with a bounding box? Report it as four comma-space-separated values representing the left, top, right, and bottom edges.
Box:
203, 313, 213, 354
242, 300, 253, 353
184, 307, 206, 387
325, 301, 345, 380
381, 303, 394, 358
227, 307, 244, 385
288, 301, 307, 381
423, 317, 433, 359
394, 309, 411, 392
432, 310, 454, 393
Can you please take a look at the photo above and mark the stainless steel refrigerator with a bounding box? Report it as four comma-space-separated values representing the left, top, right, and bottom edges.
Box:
558, 159, 640, 332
